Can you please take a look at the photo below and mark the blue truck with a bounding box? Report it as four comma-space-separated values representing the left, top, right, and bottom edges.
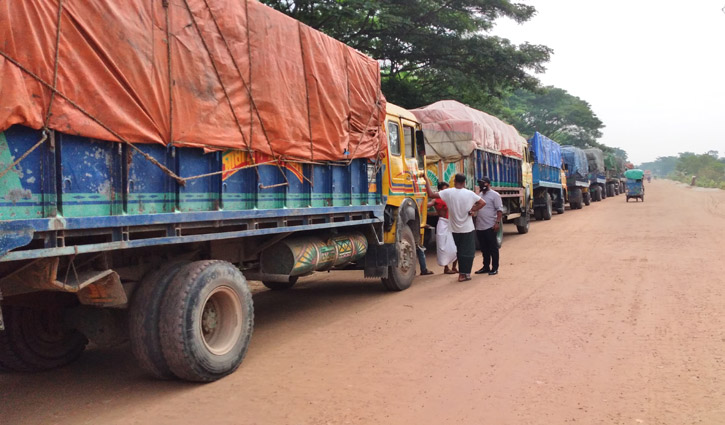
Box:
528, 132, 565, 220
584, 148, 607, 202
561, 146, 591, 209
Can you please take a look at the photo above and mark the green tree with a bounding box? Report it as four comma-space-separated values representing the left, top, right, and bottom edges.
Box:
498, 87, 605, 148
639, 156, 678, 177
260, 0, 552, 109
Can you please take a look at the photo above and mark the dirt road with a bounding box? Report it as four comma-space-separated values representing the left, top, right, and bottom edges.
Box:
2, 180, 725, 425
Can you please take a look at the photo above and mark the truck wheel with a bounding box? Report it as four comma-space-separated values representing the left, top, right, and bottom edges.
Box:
601, 184, 607, 199
593, 187, 601, 202
262, 276, 298, 291
533, 208, 543, 221
516, 212, 530, 234
556, 196, 565, 214
571, 188, 582, 209
543, 192, 553, 220
160, 260, 254, 382
382, 225, 416, 291
0, 299, 88, 372
584, 191, 591, 206
496, 218, 504, 248
129, 261, 188, 379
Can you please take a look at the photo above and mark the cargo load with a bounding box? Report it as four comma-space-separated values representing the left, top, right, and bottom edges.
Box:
529, 132, 562, 168
561, 146, 589, 177
584, 148, 605, 173
410, 100, 524, 161
0, 0, 385, 161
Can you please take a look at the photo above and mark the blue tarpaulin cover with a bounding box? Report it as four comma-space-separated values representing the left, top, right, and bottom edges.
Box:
528, 132, 561, 168
561, 145, 589, 177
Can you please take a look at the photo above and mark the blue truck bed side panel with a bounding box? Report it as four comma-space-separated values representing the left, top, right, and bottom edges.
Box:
0, 125, 383, 260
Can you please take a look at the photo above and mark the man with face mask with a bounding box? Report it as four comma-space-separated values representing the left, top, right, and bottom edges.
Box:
475, 177, 503, 275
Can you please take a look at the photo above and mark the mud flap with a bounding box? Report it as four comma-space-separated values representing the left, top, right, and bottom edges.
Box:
364, 243, 397, 278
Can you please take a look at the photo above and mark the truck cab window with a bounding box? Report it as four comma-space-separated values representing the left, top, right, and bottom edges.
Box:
403, 125, 415, 159
388, 121, 401, 155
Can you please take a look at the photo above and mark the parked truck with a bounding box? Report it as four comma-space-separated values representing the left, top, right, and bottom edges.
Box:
528, 132, 565, 220
604, 153, 626, 197
412, 100, 530, 246
0, 1, 428, 381
584, 148, 607, 202
561, 146, 591, 209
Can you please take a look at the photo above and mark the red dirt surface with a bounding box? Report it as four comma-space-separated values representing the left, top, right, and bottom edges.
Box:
2, 179, 725, 424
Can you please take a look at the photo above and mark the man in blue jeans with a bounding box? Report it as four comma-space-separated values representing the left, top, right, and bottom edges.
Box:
475, 177, 503, 275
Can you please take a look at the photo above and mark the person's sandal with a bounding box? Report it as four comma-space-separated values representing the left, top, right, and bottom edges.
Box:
421, 270, 434, 275
458, 274, 471, 282
444, 268, 456, 274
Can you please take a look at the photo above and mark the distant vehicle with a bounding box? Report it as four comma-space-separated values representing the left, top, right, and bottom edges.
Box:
412, 100, 530, 247
561, 146, 591, 209
624, 169, 645, 202
644, 170, 652, 183
528, 132, 566, 220
584, 148, 608, 202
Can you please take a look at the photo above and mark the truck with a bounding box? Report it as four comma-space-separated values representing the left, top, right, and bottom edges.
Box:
604, 153, 627, 197
561, 146, 591, 209
412, 100, 530, 247
0, 1, 427, 381
528, 132, 565, 220
584, 148, 607, 202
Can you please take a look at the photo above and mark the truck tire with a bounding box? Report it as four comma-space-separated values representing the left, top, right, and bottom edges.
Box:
159, 260, 254, 382
516, 211, 530, 234
607, 184, 615, 197
129, 261, 188, 379
556, 195, 565, 214
382, 225, 416, 291
601, 184, 607, 199
543, 192, 553, 220
0, 299, 87, 372
569, 188, 582, 210
262, 276, 298, 291
593, 186, 601, 202
584, 191, 591, 206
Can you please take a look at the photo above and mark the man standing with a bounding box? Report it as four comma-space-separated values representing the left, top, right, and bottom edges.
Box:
475, 177, 503, 276
425, 174, 485, 282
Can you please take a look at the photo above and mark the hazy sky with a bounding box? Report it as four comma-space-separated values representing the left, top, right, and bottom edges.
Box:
493, 0, 725, 164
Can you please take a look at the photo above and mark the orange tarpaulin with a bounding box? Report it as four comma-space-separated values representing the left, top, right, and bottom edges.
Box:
0, 0, 385, 161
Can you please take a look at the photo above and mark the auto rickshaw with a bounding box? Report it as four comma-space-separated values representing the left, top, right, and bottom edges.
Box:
624, 169, 644, 202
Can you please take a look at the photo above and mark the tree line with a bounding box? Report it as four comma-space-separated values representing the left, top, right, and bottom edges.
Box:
262, 0, 626, 157
640, 152, 725, 189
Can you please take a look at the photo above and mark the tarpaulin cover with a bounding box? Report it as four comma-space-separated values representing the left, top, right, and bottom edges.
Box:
584, 148, 605, 173
410, 100, 524, 161
528, 132, 561, 168
561, 145, 588, 177
624, 169, 644, 180
0, 0, 385, 161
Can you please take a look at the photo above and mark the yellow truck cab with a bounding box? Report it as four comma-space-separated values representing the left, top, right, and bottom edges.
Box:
374, 103, 427, 290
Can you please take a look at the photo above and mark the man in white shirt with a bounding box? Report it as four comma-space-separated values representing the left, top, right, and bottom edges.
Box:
475, 177, 503, 276
425, 173, 485, 281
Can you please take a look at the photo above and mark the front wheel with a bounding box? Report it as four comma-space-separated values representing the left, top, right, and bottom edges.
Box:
382, 225, 416, 291
159, 261, 254, 382
516, 210, 530, 234
543, 192, 553, 220
583, 191, 591, 206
